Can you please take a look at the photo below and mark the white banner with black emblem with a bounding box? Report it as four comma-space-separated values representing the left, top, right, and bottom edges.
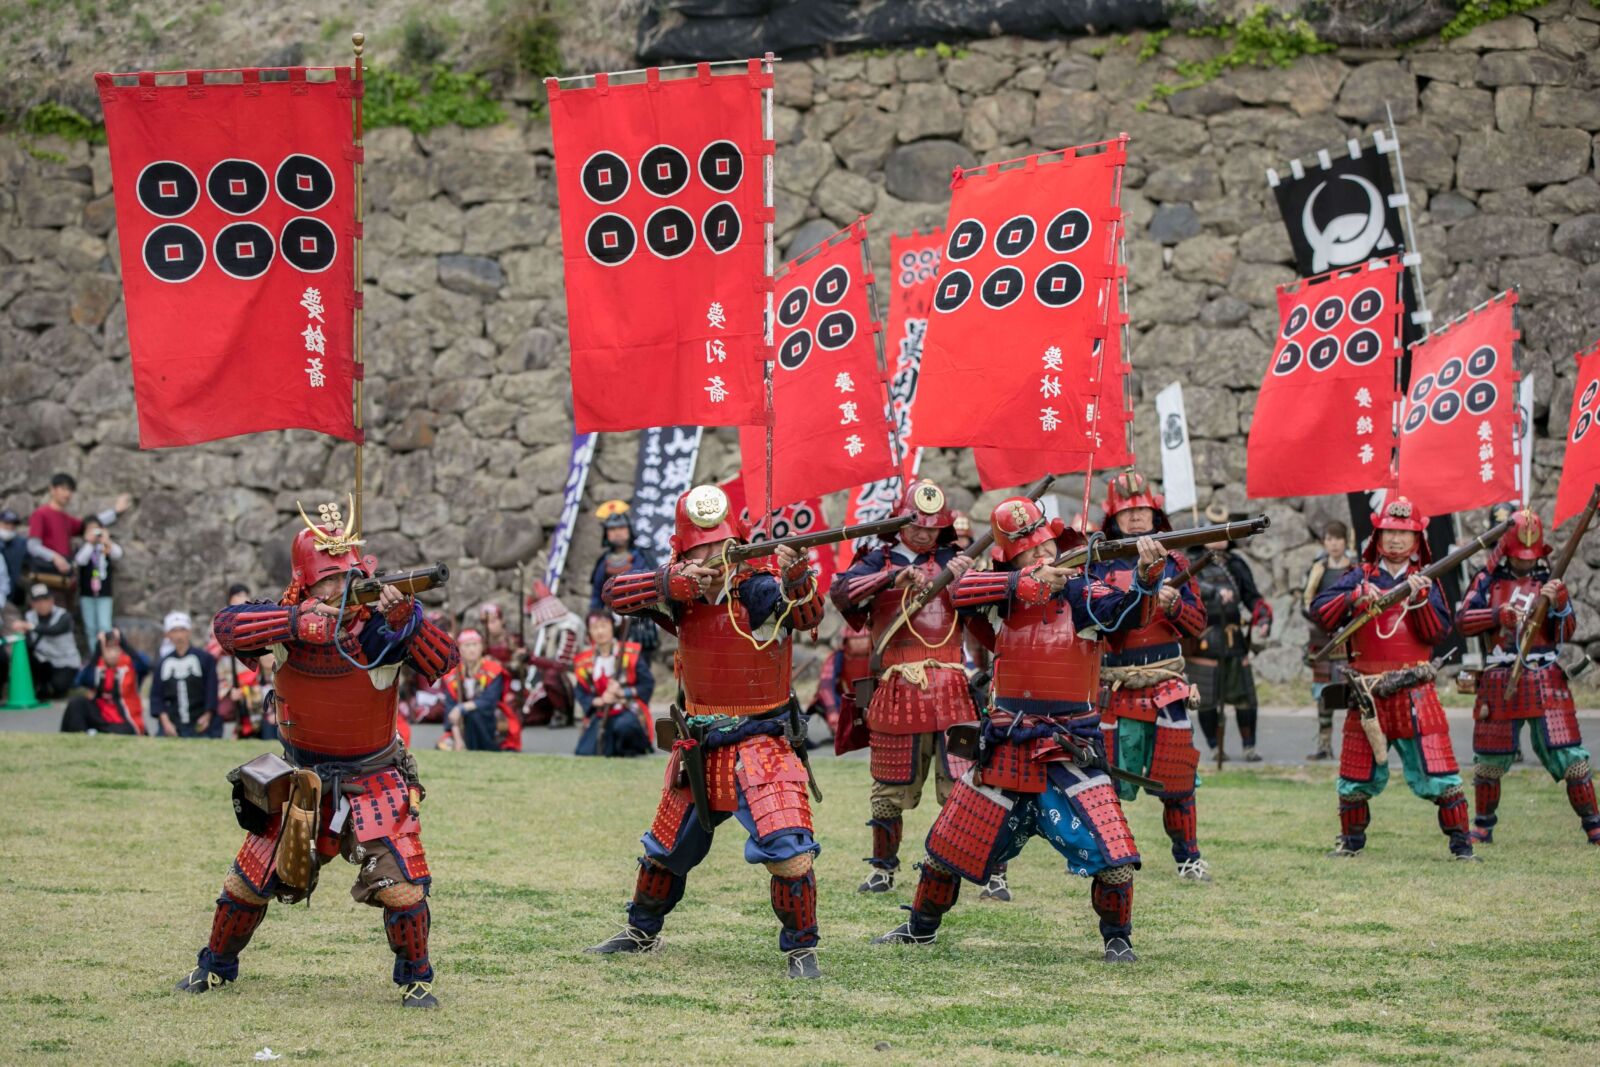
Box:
1519, 373, 1534, 505
1155, 382, 1197, 515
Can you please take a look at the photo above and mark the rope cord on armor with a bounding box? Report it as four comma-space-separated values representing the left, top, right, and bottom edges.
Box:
894, 584, 959, 649
718, 540, 803, 651
1372, 593, 1421, 641
331, 570, 410, 674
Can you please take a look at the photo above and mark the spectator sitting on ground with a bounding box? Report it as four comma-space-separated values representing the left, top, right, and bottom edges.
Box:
74, 517, 122, 643
441, 628, 520, 752
12, 583, 81, 699
27, 473, 131, 588
1, 508, 28, 609
574, 610, 654, 758
149, 611, 219, 738
479, 601, 521, 668
210, 583, 265, 738
61, 629, 149, 735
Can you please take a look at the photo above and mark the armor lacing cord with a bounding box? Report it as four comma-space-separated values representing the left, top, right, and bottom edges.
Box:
1568, 759, 1591, 782
881, 658, 960, 688
894, 585, 959, 650
718, 541, 806, 651
329, 569, 411, 674
1102, 657, 1187, 692
1098, 863, 1135, 885
1373, 592, 1424, 641
1474, 761, 1506, 781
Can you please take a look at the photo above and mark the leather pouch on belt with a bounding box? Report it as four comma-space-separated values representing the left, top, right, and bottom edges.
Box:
273, 769, 322, 892
227, 752, 293, 835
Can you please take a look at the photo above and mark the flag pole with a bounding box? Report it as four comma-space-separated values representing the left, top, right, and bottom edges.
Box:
351, 31, 367, 535
761, 51, 776, 527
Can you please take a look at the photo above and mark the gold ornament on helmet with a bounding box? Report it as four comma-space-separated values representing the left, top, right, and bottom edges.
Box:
912, 481, 946, 515
685, 484, 730, 529
1516, 508, 1540, 547
296, 494, 365, 556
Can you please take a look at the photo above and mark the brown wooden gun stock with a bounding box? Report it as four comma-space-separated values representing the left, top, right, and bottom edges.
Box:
1506, 485, 1600, 692
1051, 518, 1271, 569
722, 515, 914, 568
346, 563, 451, 604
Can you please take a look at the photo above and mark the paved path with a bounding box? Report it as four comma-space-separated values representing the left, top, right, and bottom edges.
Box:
8, 698, 1598, 768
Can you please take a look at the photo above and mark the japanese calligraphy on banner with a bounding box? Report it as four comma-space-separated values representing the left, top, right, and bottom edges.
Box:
1397, 292, 1521, 515
96, 68, 358, 448
719, 475, 837, 591
912, 138, 1126, 453
738, 220, 896, 512
1247, 257, 1405, 499
1555, 338, 1600, 526
631, 425, 704, 561
547, 62, 773, 433
544, 432, 597, 594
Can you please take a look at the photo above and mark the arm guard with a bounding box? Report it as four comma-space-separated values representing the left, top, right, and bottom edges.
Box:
829, 567, 894, 613
1406, 583, 1450, 644
785, 572, 826, 630
1312, 566, 1364, 631
213, 603, 297, 655
1250, 599, 1274, 630
606, 569, 670, 613
1171, 590, 1207, 637
951, 569, 1015, 608
1455, 570, 1496, 635
406, 614, 460, 683
1547, 585, 1576, 643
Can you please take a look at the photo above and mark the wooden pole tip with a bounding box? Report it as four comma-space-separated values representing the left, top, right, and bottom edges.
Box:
352, 32, 366, 53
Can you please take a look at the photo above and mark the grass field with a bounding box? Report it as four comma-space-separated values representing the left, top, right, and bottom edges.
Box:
1, 735, 1596, 1066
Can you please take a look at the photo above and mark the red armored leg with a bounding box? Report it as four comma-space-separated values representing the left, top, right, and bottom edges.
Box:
1471, 764, 1502, 844
1566, 765, 1600, 845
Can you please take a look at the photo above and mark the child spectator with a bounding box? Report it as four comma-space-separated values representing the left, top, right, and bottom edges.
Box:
61, 630, 149, 734
149, 611, 219, 738
12, 584, 81, 698
74, 517, 122, 642
27, 473, 131, 585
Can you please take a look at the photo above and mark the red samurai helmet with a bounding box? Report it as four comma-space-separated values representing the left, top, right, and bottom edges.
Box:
1103, 467, 1171, 534
989, 496, 1080, 564
892, 479, 957, 546
1500, 507, 1550, 561
289, 496, 373, 596
670, 484, 749, 558
1364, 495, 1431, 565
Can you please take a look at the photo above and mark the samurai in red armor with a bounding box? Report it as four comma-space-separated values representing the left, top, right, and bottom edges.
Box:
587, 484, 828, 979
1089, 469, 1212, 882
175, 501, 459, 1007
1457, 509, 1597, 846
829, 480, 985, 896
874, 496, 1165, 963
1312, 497, 1475, 860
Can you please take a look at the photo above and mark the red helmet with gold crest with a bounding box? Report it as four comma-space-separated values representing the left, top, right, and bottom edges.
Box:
1103, 468, 1170, 534
290, 497, 373, 590
1364, 495, 1431, 564
670, 484, 749, 558
892, 479, 956, 545
989, 496, 1080, 564
1500, 507, 1550, 561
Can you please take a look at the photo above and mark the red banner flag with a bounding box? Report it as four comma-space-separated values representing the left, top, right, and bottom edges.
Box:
719, 475, 837, 591
547, 63, 773, 433
1246, 257, 1405, 499
911, 139, 1126, 453
96, 68, 359, 448
738, 221, 896, 512
1397, 291, 1521, 515
1556, 337, 1600, 527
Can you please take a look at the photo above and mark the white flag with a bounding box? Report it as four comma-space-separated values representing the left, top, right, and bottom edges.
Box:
1155, 382, 1197, 514
1518, 374, 1534, 505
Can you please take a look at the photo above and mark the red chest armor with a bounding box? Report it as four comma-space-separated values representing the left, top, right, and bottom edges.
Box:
1485, 574, 1542, 652
1101, 562, 1180, 652
841, 649, 872, 685
275, 632, 398, 759
869, 559, 963, 667
993, 599, 1100, 704
1350, 585, 1434, 674
676, 596, 792, 716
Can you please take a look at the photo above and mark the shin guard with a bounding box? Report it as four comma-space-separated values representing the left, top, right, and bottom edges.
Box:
1566, 771, 1600, 843
1161, 795, 1200, 864
909, 862, 962, 936
1090, 873, 1134, 943
200, 890, 267, 981
1473, 772, 1501, 833
867, 815, 904, 871
627, 860, 686, 937
1236, 706, 1258, 749
1338, 798, 1370, 852
383, 900, 433, 985
1435, 789, 1472, 856
771, 870, 819, 951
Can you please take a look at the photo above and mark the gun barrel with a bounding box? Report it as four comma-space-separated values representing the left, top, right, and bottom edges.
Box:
1056, 517, 1270, 568
349, 562, 451, 604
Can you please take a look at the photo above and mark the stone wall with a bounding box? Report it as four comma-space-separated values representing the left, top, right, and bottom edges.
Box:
3, 4, 1600, 679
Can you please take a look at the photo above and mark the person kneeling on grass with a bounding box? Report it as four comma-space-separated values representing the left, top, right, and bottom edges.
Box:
60, 629, 148, 735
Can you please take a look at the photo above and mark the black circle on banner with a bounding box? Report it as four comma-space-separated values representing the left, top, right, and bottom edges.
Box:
1272, 342, 1304, 376
946, 220, 985, 262
142, 223, 205, 282
639, 145, 690, 198
702, 201, 741, 254
1345, 328, 1382, 366
933, 269, 973, 313
994, 215, 1037, 258
585, 213, 636, 266
980, 266, 1025, 309
1466, 345, 1497, 378
1576, 409, 1594, 443
1308, 335, 1340, 372
1437, 358, 1464, 389
1582, 380, 1600, 410
1349, 287, 1384, 324
280, 217, 337, 273
1045, 208, 1091, 254
1404, 404, 1428, 434
207, 159, 269, 216
787, 504, 817, 533
136, 161, 199, 218
917, 248, 937, 267
1411, 374, 1435, 404
816, 310, 856, 351
1464, 380, 1498, 416
1035, 262, 1084, 308
644, 206, 695, 259
1312, 296, 1345, 332
275, 154, 335, 211
213, 222, 275, 279
814, 264, 850, 306
777, 329, 813, 371
777, 285, 809, 329
1282, 304, 1310, 339
899, 251, 917, 270
581, 150, 630, 203
1430, 390, 1462, 425
698, 140, 743, 193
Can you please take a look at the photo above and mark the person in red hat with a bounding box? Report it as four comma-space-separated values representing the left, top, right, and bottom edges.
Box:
1313, 496, 1474, 860
587, 483, 828, 979
829, 479, 988, 895
874, 496, 1166, 963
1089, 469, 1213, 882
175, 500, 460, 1007
1456, 508, 1597, 846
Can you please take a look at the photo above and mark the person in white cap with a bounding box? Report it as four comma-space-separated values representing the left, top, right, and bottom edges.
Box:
149, 610, 219, 738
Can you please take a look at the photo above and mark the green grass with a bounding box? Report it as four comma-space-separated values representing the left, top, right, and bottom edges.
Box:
1, 735, 1596, 1064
